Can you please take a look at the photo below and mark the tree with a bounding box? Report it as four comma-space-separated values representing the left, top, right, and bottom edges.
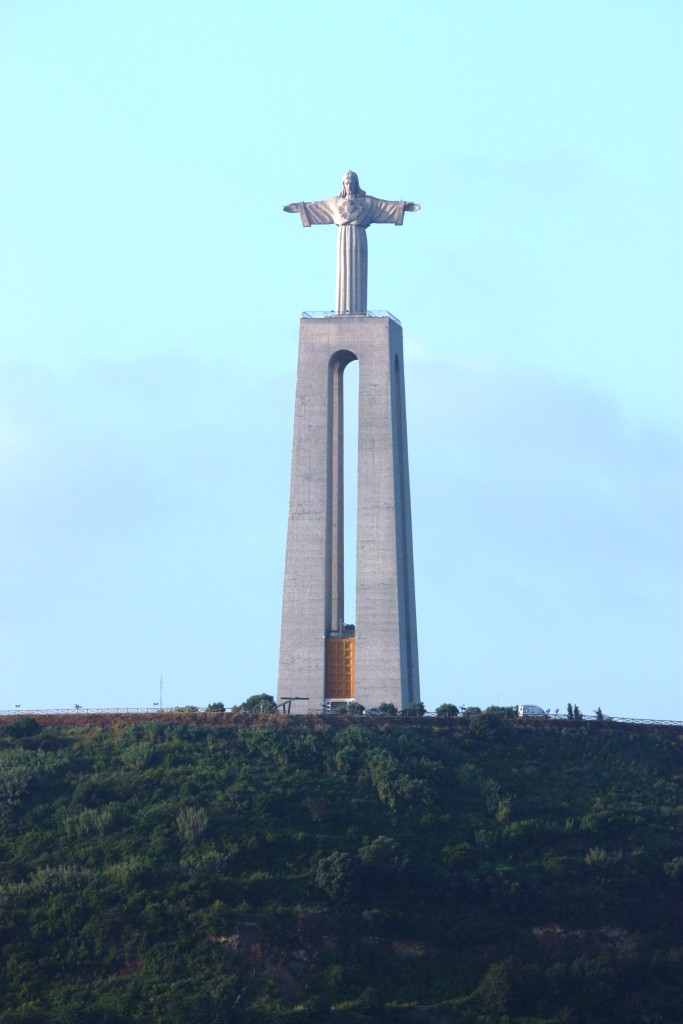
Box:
479, 957, 514, 1018
573, 704, 583, 720
358, 835, 401, 868
485, 705, 516, 718
347, 702, 365, 715
377, 702, 397, 715
594, 707, 604, 721
235, 694, 277, 713
6, 716, 40, 738
205, 702, 225, 713
315, 851, 355, 900
435, 703, 459, 718
176, 806, 209, 842
358, 986, 385, 1017
407, 701, 426, 717
567, 703, 574, 719
664, 857, 683, 883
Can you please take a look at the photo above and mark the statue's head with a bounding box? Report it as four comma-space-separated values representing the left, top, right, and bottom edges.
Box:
340, 170, 366, 198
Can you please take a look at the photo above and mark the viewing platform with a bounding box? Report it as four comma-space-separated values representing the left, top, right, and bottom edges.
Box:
302, 310, 401, 325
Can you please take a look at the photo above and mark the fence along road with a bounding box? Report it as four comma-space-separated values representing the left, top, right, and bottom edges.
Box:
0, 707, 681, 727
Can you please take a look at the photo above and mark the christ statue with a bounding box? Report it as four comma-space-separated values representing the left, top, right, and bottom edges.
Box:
284, 171, 420, 315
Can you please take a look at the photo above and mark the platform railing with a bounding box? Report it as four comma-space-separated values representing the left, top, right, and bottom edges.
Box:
302, 310, 401, 325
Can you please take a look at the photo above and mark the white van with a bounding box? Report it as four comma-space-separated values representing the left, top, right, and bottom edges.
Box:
517, 704, 547, 718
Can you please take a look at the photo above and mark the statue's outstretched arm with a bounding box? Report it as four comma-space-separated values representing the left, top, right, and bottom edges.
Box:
283, 200, 334, 227
404, 203, 420, 212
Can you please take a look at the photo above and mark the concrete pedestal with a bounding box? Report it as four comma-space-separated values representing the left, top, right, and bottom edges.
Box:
278, 314, 419, 712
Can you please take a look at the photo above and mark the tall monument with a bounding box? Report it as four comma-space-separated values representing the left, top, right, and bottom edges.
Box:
278, 171, 420, 712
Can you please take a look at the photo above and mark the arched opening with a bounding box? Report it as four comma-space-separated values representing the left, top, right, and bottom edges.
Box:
343, 359, 358, 624
325, 350, 358, 705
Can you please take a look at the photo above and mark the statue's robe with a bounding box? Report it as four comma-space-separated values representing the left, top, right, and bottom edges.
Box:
295, 195, 409, 314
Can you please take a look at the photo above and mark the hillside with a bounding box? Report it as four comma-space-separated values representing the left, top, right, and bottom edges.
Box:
0, 713, 681, 1023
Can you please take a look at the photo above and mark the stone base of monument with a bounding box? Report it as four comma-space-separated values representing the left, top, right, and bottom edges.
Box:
277, 314, 419, 713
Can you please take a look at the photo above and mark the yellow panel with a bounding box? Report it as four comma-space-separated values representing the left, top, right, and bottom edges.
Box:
325, 637, 355, 699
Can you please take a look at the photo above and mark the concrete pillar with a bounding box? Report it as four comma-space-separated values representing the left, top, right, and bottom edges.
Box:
278, 314, 419, 712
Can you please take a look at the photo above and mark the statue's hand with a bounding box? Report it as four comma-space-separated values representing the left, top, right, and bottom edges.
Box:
404, 202, 420, 212
283, 203, 301, 213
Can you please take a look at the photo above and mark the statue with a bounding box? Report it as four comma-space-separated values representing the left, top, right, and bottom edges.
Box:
284, 171, 420, 315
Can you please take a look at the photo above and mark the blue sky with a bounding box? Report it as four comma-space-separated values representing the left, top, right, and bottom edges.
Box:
1, 0, 681, 718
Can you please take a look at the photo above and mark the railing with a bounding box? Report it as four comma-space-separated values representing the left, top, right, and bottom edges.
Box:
0, 708, 680, 727
546, 714, 683, 727
430, 712, 683, 727
302, 310, 401, 325
1, 707, 174, 716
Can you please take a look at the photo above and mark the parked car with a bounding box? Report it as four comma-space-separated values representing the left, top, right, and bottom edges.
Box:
364, 708, 386, 716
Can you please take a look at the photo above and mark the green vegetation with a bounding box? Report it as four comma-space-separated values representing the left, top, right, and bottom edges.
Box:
234, 694, 278, 713
0, 714, 681, 1023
